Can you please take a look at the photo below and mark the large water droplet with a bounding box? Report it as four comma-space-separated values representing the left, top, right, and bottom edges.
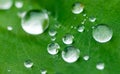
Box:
24, 59, 33, 68
48, 29, 57, 36
96, 63, 105, 70
21, 10, 49, 35
15, 0, 23, 8
47, 42, 60, 55
78, 25, 85, 32
0, 0, 13, 10
62, 46, 80, 63
92, 24, 113, 43
62, 34, 74, 45
72, 2, 84, 14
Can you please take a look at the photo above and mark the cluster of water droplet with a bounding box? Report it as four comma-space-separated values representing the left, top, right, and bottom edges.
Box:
1, 0, 114, 73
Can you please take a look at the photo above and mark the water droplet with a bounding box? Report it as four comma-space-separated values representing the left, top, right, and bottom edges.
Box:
48, 29, 57, 36
83, 14, 87, 16
62, 34, 74, 45
51, 36, 56, 41
96, 63, 105, 70
92, 24, 113, 43
78, 25, 85, 32
24, 59, 33, 68
89, 17, 96, 22
0, 0, 13, 10
47, 42, 60, 55
7, 69, 11, 72
15, 0, 23, 8
7, 26, 13, 31
55, 24, 61, 28
40, 69, 47, 74
21, 10, 49, 35
72, 2, 84, 14
83, 55, 89, 61
62, 46, 80, 63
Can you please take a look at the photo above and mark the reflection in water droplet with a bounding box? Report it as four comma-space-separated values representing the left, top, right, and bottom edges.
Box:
15, 0, 23, 8
92, 24, 113, 43
48, 29, 57, 36
62, 34, 74, 45
0, 0, 13, 10
72, 2, 84, 14
78, 25, 85, 32
24, 60, 33, 68
96, 63, 105, 70
21, 10, 49, 35
62, 46, 80, 63
47, 42, 60, 55
7, 26, 13, 31
17, 11, 26, 18
83, 55, 89, 61
89, 17, 96, 22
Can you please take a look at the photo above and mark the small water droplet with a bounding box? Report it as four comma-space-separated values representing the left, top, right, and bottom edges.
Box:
55, 24, 61, 28
47, 42, 60, 55
24, 59, 33, 68
72, 2, 84, 14
62, 46, 80, 63
7, 26, 13, 31
89, 17, 96, 22
96, 63, 105, 70
0, 0, 13, 10
62, 34, 74, 45
21, 10, 49, 35
15, 0, 23, 8
48, 29, 57, 36
83, 55, 89, 61
92, 24, 113, 43
51, 36, 56, 41
78, 25, 85, 32
83, 14, 87, 16
40, 69, 47, 74
7, 69, 11, 72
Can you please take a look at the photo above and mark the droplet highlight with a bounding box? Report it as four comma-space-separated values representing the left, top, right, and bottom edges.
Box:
96, 63, 105, 70
24, 59, 33, 68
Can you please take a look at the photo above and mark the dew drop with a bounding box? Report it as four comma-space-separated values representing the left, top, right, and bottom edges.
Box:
47, 42, 60, 55
40, 69, 47, 74
24, 59, 33, 68
83, 55, 89, 61
48, 29, 57, 36
15, 0, 23, 8
7, 26, 13, 31
78, 25, 85, 32
0, 0, 13, 10
51, 36, 56, 41
72, 2, 84, 14
62, 34, 74, 45
17, 11, 26, 18
92, 24, 113, 43
96, 63, 105, 70
62, 46, 80, 63
89, 17, 96, 22
21, 10, 49, 35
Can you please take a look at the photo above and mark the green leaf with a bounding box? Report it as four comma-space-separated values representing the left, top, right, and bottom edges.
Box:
0, 0, 120, 74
